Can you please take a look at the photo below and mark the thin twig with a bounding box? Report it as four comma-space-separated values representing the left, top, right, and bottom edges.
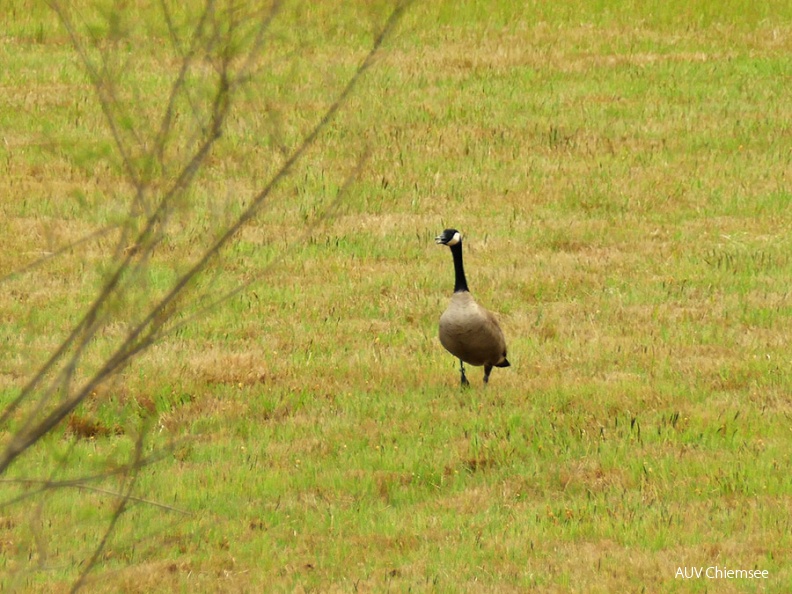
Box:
69, 431, 145, 593
0, 477, 191, 516
0, 225, 119, 285
166, 148, 371, 338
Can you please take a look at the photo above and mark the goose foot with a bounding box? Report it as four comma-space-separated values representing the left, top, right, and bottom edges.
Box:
459, 360, 470, 387
483, 364, 493, 385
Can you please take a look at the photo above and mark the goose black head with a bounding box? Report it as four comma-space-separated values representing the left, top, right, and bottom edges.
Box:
435, 228, 462, 246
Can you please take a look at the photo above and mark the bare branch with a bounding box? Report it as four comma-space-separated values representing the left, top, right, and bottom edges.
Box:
0, 28, 233, 441
2, 3, 411, 589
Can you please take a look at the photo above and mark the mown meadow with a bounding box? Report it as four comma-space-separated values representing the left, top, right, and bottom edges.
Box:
1, 0, 791, 591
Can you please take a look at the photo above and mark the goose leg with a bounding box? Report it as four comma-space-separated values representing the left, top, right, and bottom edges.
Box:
483, 364, 493, 385
459, 359, 470, 387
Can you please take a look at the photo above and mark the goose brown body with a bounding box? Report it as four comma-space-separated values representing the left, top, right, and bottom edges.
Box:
439, 292, 508, 367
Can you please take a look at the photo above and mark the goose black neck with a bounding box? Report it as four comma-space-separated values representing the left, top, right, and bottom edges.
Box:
450, 242, 469, 293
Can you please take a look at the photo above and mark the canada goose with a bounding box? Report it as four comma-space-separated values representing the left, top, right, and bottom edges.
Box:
435, 228, 510, 386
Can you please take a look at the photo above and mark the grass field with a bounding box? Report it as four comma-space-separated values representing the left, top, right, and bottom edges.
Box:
1, 0, 791, 591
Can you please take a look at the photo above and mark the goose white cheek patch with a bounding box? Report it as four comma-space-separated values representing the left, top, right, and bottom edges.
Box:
447, 232, 461, 246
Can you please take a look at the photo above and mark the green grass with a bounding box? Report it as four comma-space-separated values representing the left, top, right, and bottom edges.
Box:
1, 0, 792, 592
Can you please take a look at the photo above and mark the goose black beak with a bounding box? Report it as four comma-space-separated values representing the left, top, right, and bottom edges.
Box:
435, 235, 445, 245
